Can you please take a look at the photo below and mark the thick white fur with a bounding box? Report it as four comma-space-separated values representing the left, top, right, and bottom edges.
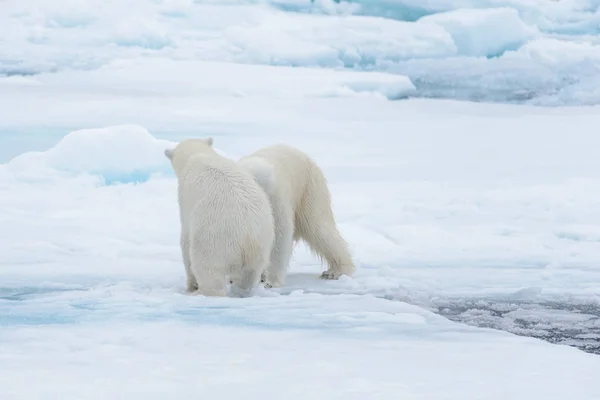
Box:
238, 144, 355, 287
165, 138, 274, 297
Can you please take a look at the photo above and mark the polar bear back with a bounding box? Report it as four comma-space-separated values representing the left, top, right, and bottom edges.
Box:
243, 144, 328, 211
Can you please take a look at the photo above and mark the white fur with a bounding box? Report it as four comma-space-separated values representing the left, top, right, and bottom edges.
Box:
165, 138, 274, 297
238, 144, 355, 287
238, 156, 276, 195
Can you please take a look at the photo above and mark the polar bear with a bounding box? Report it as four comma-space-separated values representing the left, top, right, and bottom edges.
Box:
237, 144, 355, 288
164, 137, 274, 297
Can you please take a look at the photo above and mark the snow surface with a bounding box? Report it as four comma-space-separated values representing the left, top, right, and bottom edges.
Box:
2, 0, 600, 105
2, 0, 600, 398
2, 60, 600, 396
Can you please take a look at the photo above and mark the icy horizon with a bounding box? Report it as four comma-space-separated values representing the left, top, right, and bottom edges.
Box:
2, 0, 600, 106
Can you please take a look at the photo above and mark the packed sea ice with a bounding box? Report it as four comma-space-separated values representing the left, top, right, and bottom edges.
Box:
1, 0, 600, 398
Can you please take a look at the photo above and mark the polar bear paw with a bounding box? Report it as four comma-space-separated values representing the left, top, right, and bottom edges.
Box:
259, 273, 271, 288
260, 272, 285, 288
320, 270, 344, 280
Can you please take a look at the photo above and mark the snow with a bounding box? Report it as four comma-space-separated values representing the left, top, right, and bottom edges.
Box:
2, 66, 600, 395
2, 321, 598, 400
2, 0, 600, 105
2, 0, 600, 398
6, 125, 176, 183
223, 12, 458, 66
419, 8, 539, 57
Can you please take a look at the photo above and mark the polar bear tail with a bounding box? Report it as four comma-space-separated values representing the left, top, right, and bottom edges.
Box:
238, 156, 276, 196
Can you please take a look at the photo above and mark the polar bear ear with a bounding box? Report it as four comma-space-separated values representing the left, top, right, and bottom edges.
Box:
164, 148, 174, 160
205, 137, 214, 147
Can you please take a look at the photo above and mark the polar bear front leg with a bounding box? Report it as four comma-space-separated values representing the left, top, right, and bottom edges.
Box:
180, 232, 197, 293
262, 202, 294, 288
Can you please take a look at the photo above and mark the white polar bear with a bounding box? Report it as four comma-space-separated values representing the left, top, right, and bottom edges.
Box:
164, 138, 274, 297
237, 144, 355, 287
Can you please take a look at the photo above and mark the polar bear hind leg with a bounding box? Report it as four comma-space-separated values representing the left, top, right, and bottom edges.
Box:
294, 167, 355, 280
230, 266, 262, 297
230, 239, 271, 297
180, 233, 198, 293
261, 197, 294, 288
189, 248, 228, 297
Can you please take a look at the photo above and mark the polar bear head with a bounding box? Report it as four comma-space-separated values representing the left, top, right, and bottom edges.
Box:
164, 137, 215, 174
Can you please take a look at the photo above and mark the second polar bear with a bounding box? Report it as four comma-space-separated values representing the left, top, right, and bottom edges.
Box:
238, 144, 355, 287
165, 138, 274, 297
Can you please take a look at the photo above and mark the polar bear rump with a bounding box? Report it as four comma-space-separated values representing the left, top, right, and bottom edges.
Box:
165, 137, 274, 297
